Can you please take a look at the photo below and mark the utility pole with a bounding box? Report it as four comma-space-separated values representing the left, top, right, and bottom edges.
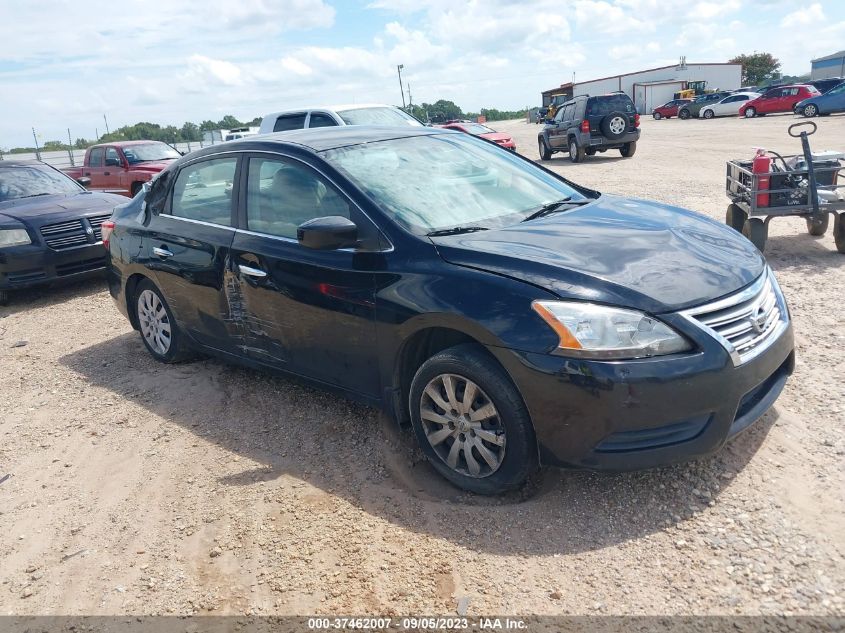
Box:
407, 83, 412, 108
397, 64, 406, 109
103, 114, 110, 136
32, 127, 41, 161
67, 128, 75, 166
95, 127, 99, 141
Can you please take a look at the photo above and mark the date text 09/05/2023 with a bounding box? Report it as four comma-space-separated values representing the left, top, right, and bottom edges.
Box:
307, 617, 528, 630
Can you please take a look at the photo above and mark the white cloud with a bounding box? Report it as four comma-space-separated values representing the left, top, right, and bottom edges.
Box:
185, 55, 243, 86
780, 3, 825, 27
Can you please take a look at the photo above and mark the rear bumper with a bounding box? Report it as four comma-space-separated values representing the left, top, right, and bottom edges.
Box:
0, 243, 106, 290
489, 321, 794, 470
587, 129, 640, 148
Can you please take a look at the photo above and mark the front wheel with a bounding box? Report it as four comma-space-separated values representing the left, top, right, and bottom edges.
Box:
409, 344, 538, 495
806, 211, 829, 236
742, 218, 768, 252
679, 109, 691, 120
134, 279, 193, 363
703, 109, 715, 119
653, 112, 662, 120
803, 104, 818, 117
620, 141, 636, 158
834, 213, 845, 253
538, 137, 551, 161
744, 107, 756, 118
569, 138, 585, 163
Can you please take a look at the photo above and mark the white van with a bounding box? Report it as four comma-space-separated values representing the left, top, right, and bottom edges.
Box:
258, 104, 424, 134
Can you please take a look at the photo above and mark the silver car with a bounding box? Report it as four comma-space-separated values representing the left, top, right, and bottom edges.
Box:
258, 104, 424, 134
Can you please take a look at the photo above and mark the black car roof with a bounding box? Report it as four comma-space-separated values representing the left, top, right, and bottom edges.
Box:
0, 160, 42, 167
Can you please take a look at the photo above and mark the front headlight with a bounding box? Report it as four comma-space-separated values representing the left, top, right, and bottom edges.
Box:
0, 228, 31, 247
532, 300, 692, 359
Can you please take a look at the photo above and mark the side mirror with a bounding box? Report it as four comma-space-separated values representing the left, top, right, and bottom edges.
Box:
76, 176, 91, 187
297, 216, 358, 250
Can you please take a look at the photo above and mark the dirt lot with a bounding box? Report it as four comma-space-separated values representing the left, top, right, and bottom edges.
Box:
1, 113, 843, 617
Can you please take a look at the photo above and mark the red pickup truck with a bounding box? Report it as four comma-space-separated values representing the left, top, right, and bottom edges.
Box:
64, 140, 180, 197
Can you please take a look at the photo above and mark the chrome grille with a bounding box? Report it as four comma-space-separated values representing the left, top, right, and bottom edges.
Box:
681, 270, 788, 365
40, 219, 88, 250
87, 214, 111, 242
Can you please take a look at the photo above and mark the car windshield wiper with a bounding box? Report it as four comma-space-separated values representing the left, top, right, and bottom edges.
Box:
18, 193, 52, 199
426, 226, 490, 237
521, 197, 591, 222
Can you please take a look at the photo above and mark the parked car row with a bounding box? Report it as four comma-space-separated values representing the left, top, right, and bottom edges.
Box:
652, 80, 845, 121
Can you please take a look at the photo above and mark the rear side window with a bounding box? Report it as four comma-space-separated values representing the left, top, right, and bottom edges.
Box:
169, 157, 237, 226
273, 114, 307, 132
586, 95, 635, 116
88, 147, 104, 167
308, 113, 338, 128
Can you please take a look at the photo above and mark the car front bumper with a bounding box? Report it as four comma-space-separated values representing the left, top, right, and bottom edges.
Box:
488, 320, 794, 470
0, 242, 107, 290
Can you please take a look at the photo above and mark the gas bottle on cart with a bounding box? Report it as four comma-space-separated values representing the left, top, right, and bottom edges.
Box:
752, 148, 771, 208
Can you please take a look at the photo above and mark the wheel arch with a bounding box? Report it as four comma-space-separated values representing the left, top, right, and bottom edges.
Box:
124, 272, 157, 330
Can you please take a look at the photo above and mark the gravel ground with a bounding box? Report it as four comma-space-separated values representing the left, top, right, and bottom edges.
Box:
0, 113, 843, 617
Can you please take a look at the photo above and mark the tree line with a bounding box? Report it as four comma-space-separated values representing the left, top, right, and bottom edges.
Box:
4, 102, 529, 154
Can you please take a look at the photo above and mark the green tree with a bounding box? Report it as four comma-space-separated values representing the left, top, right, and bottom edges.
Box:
179, 122, 200, 142
42, 140, 67, 151
199, 120, 218, 132
427, 100, 463, 122
218, 115, 243, 129
74, 138, 89, 149
729, 52, 781, 86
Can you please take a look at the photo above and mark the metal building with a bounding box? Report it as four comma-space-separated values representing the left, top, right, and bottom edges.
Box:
541, 61, 742, 114
811, 50, 845, 80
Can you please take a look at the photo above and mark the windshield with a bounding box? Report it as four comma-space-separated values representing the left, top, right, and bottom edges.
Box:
337, 107, 423, 127
460, 123, 496, 134
323, 133, 589, 234
0, 165, 82, 201
122, 143, 180, 164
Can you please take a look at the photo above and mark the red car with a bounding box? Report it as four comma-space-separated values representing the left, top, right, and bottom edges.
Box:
436, 122, 516, 150
64, 141, 181, 197
738, 85, 820, 118
651, 98, 692, 120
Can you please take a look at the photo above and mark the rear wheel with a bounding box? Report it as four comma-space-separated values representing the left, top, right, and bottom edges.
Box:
585, 147, 596, 156
744, 107, 756, 118
806, 211, 829, 236
134, 279, 192, 363
569, 138, 585, 163
409, 344, 538, 495
742, 218, 768, 252
653, 112, 662, 120
703, 109, 715, 119
726, 204, 747, 232
538, 137, 551, 161
620, 142, 636, 158
834, 213, 845, 253
679, 109, 691, 120
802, 103, 818, 118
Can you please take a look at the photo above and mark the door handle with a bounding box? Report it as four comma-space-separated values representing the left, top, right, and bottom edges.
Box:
238, 264, 267, 279
104, 171, 111, 176
153, 246, 174, 258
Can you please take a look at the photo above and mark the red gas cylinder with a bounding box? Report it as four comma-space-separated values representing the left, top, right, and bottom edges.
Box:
752, 149, 771, 208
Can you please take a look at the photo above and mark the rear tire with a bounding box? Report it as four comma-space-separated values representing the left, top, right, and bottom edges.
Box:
806, 211, 829, 236
834, 213, 845, 254
134, 279, 193, 363
620, 142, 636, 158
409, 344, 538, 495
742, 218, 768, 252
569, 138, 585, 163
538, 137, 551, 161
726, 204, 747, 232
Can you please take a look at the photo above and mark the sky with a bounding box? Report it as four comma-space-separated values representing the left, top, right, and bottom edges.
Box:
1, 0, 843, 148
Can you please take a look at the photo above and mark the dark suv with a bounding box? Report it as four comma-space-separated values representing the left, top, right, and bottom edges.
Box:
678, 92, 731, 119
538, 93, 640, 162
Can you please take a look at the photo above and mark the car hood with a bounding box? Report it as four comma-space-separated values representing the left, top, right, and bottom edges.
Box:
130, 160, 176, 172
481, 132, 513, 143
430, 195, 765, 314
0, 191, 125, 224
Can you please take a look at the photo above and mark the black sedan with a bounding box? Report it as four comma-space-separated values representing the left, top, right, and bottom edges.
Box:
105, 127, 794, 495
0, 160, 125, 304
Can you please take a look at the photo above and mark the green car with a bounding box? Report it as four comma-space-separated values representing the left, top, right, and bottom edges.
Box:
678, 92, 732, 119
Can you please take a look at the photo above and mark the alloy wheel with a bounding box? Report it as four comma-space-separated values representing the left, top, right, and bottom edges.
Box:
419, 373, 506, 478
608, 116, 626, 135
804, 104, 817, 117
137, 289, 172, 355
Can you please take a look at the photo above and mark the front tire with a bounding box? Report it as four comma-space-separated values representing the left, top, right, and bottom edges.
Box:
726, 204, 747, 232
653, 112, 662, 120
679, 109, 691, 120
409, 344, 538, 495
703, 109, 715, 119
569, 138, 585, 163
620, 141, 636, 158
134, 279, 192, 363
803, 104, 818, 118
834, 213, 845, 254
806, 211, 829, 236
744, 107, 756, 118
538, 137, 551, 160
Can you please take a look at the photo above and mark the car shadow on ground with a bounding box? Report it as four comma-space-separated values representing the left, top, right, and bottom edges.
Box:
537, 155, 626, 167
59, 332, 776, 557
0, 277, 106, 318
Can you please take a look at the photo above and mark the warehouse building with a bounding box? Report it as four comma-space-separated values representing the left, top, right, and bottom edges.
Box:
542, 60, 742, 114
811, 50, 845, 80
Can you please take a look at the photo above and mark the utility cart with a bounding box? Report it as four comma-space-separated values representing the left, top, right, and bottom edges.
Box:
724, 121, 845, 253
